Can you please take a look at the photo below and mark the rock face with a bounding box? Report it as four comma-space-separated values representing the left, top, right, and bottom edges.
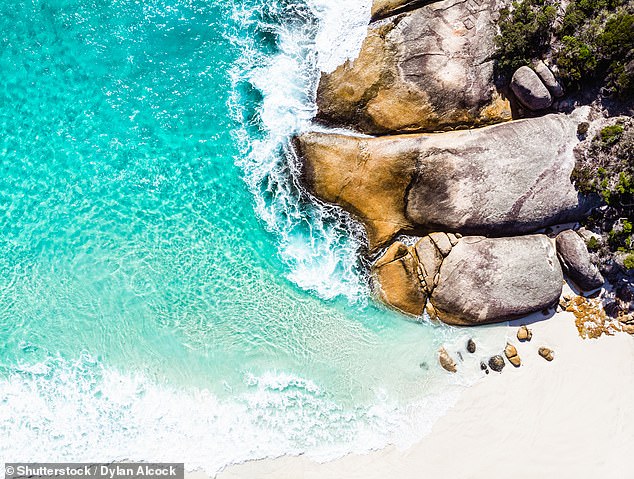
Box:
371, 0, 430, 20
296, 132, 417, 248
539, 347, 554, 361
556, 230, 605, 291
371, 242, 426, 316
297, 115, 586, 248
430, 235, 563, 325
405, 115, 584, 235
511, 66, 553, 110
316, 0, 512, 135
532, 60, 564, 98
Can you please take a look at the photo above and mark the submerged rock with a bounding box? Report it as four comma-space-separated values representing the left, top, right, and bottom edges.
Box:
488, 355, 505, 372
430, 235, 564, 325
510, 66, 553, 111
439, 347, 458, 372
467, 338, 476, 353
556, 230, 605, 291
316, 0, 511, 134
297, 115, 587, 248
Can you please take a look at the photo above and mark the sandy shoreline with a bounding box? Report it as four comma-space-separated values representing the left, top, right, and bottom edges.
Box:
211, 310, 634, 479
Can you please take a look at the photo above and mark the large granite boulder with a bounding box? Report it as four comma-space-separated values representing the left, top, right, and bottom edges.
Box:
371, 234, 565, 324
296, 114, 586, 248
510, 66, 553, 111
295, 132, 417, 248
316, 0, 512, 134
430, 235, 563, 325
556, 230, 604, 291
405, 114, 585, 235
371, 242, 426, 316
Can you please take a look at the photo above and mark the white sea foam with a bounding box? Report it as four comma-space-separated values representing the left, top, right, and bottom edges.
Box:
0, 356, 462, 475
229, 0, 372, 302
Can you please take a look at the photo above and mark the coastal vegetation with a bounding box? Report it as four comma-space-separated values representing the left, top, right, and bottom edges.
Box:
572, 119, 634, 269
495, 0, 634, 97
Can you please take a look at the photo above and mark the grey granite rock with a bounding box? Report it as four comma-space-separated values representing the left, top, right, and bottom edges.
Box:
430, 235, 564, 325
556, 230, 605, 291
316, 0, 511, 134
511, 66, 553, 110
533, 60, 564, 98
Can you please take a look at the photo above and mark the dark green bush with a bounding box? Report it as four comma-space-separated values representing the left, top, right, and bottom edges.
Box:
495, 0, 634, 97
494, 0, 558, 77
555, 36, 597, 83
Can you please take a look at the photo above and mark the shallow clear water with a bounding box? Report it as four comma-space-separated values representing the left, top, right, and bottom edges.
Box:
0, 0, 475, 472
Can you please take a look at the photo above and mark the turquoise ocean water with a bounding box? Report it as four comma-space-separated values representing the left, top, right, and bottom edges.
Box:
0, 0, 482, 473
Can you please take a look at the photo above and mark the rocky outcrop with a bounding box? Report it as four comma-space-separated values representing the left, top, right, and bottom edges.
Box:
510, 66, 553, 110
297, 115, 586, 248
556, 230, 605, 291
405, 114, 584, 235
316, 0, 512, 135
371, 242, 426, 316
430, 235, 563, 325
371, 234, 564, 325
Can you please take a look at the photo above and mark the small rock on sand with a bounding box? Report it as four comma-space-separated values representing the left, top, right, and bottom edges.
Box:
517, 325, 532, 342
439, 347, 457, 372
539, 347, 555, 361
505, 342, 521, 367
467, 338, 476, 353
488, 355, 505, 372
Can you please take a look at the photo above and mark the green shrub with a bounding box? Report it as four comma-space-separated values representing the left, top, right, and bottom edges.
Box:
556, 36, 597, 83
494, 0, 558, 77
624, 253, 634, 269
600, 124, 624, 143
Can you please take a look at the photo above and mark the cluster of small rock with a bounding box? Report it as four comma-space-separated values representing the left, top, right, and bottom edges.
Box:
510, 61, 564, 112
438, 325, 555, 373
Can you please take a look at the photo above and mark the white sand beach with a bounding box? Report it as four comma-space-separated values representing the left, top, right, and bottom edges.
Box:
215, 310, 634, 479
